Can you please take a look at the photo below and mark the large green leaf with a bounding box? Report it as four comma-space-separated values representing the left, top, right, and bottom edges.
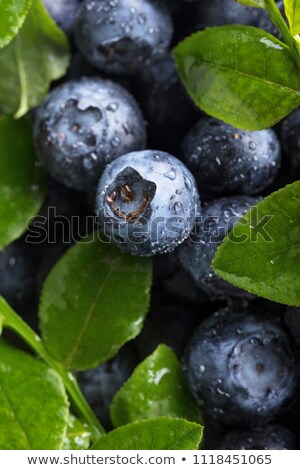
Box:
63, 415, 91, 450
0, 0, 33, 49
0, 115, 46, 251
213, 182, 300, 306
39, 237, 152, 371
93, 417, 203, 450
0, 340, 69, 449
236, 0, 266, 7
174, 25, 300, 130
284, 0, 300, 35
0, 0, 69, 118
110, 345, 203, 428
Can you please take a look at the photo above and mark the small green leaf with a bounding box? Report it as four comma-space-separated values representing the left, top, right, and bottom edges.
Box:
284, 0, 300, 35
93, 417, 203, 450
213, 182, 300, 306
110, 345, 203, 428
0, 0, 33, 49
63, 415, 91, 450
174, 25, 300, 130
0, 115, 46, 251
236, 0, 266, 8
39, 236, 152, 370
0, 340, 69, 449
0, 0, 70, 118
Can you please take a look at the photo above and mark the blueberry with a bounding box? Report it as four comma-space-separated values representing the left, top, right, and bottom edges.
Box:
219, 425, 295, 450
96, 150, 200, 256
136, 54, 201, 154
191, 0, 262, 29
43, 0, 81, 36
284, 307, 300, 346
75, 0, 173, 75
33, 78, 146, 191
77, 345, 139, 429
181, 118, 281, 197
280, 108, 300, 179
177, 196, 259, 299
183, 308, 296, 426
0, 237, 38, 311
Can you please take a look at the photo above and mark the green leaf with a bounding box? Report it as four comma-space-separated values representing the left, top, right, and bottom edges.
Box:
236, 0, 266, 7
0, 115, 46, 251
0, 340, 69, 449
213, 182, 300, 306
63, 415, 91, 450
93, 417, 203, 450
174, 25, 300, 130
0, 0, 33, 49
0, 0, 70, 118
284, 0, 300, 35
110, 345, 203, 428
39, 236, 152, 371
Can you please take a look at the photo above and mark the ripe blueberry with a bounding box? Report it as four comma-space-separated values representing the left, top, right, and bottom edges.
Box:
33, 78, 146, 191
75, 0, 173, 75
281, 108, 300, 179
43, 0, 81, 36
181, 117, 281, 197
219, 425, 295, 450
183, 308, 296, 426
177, 196, 259, 299
96, 150, 200, 256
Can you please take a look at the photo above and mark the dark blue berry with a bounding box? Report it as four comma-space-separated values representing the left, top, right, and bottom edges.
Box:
183, 308, 296, 426
136, 54, 201, 154
177, 196, 259, 299
0, 237, 38, 311
181, 118, 281, 197
43, 0, 81, 36
219, 425, 295, 450
280, 108, 300, 179
284, 307, 300, 346
33, 78, 146, 191
190, 0, 262, 31
96, 150, 200, 256
75, 0, 173, 75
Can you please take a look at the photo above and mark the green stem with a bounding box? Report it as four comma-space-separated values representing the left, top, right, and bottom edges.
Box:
0, 298, 105, 442
265, 0, 300, 72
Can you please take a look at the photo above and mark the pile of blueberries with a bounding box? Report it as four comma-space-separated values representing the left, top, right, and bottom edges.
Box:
2, 0, 300, 450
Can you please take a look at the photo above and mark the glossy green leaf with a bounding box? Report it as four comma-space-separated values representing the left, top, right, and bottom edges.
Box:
63, 415, 91, 450
0, 0, 33, 49
110, 345, 203, 428
213, 182, 300, 306
93, 417, 203, 450
0, 0, 69, 118
0, 340, 69, 449
236, 0, 266, 7
39, 236, 152, 371
174, 25, 300, 130
284, 0, 300, 35
0, 115, 46, 251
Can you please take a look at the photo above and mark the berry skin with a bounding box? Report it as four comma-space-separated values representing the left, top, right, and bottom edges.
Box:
136, 54, 201, 154
219, 425, 295, 450
75, 0, 173, 75
183, 308, 296, 426
280, 108, 300, 179
181, 117, 281, 197
284, 307, 300, 346
33, 78, 146, 191
0, 237, 38, 311
96, 150, 200, 256
192, 0, 262, 29
43, 0, 81, 36
177, 196, 259, 299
